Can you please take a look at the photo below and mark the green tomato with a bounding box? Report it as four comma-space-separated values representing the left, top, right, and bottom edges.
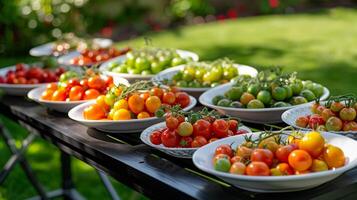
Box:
158, 56, 171, 68
128, 68, 140, 75
212, 95, 225, 105
112, 64, 128, 73
135, 57, 150, 71
210, 66, 223, 82
290, 80, 303, 95
176, 80, 188, 87
182, 71, 194, 81
59, 71, 78, 82
188, 80, 201, 88
247, 84, 260, 96
257, 90, 272, 105
224, 86, 243, 101
105, 93, 116, 106
272, 101, 291, 108
283, 85, 293, 99
141, 70, 152, 75
311, 83, 324, 98
230, 101, 243, 108
171, 57, 185, 67
214, 158, 231, 172
272, 87, 287, 101
172, 71, 183, 81
223, 67, 238, 80
300, 89, 316, 102
108, 62, 119, 70
303, 80, 314, 90
151, 62, 163, 74
290, 96, 308, 105
247, 99, 265, 109
125, 52, 136, 67
217, 99, 232, 107
195, 68, 206, 80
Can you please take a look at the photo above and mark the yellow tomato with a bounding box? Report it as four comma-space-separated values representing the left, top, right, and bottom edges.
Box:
311, 159, 328, 172
298, 131, 325, 158
114, 99, 129, 110
137, 111, 150, 119
113, 109, 131, 120
323, 145, 345, 169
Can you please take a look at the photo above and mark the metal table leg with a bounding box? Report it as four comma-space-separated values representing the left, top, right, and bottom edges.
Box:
97, 170, 121, 200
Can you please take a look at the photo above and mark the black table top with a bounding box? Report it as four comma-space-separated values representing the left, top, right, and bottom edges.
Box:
1, 95, 357, 200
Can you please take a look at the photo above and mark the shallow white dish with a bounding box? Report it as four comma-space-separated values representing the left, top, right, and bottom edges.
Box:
99, 49, 199, 82
282, 103, 357, 139
140, 122, 252, 158
0, 65, 52, 96
29, 38, 113, 57
152, 64, 258, 98
68, 95, 197, 133
193, 131, 357, 192
199, 82, 330, 124
27, 76, 129, 113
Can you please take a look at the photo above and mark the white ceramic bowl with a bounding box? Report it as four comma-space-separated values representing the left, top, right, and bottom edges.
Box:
99, 50, 199, 82
27, 76, 129, 113
0, 65, 53, 96
193, 131, 357, 192
29, 38, 113, 57
152, 64, 258, 98
282, 103, 357, 139
199, 82, 330, 124
140, 122, 252, 158
68, 95, 197, 133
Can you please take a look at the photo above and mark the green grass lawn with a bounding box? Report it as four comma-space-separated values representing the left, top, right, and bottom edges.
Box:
1, 7, 357, 200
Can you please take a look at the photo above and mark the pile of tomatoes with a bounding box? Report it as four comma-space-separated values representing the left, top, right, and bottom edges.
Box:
0, 63, 65, 84
212, 131, 345, 176
41, 70, 113, 101
150, 115, 248, 148
83, 84, 191, 120
296, 98, 357, 132
70, 47, 130, 65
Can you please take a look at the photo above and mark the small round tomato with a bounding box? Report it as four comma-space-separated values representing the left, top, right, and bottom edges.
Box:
236, 146, 253, 160
339, 107, 356, 121
166, 116, 179, 130
213, 154, 231, 165
193, 119, 212, 140
212, 119, 229, 138
311, 159, 328, 172
150, 131, 162, 145
179, 136, 193, 148
139, 92, 150, 101
227, 119, 239, 132
137, 111, 150, 119
325, 116, 343, 131
177, 122, 193, 136
214, 158, 231, 172
83, 89, 100, 100
229, 162, 246, 175
323, 145, 345, 168
69, 86, 84, 101
315, 105, 326, 115
270, 168, 283, 176
128, 94, 145, 114
88, 76, 106, 90
321, 108, 335, 121
308, 114, 325, 129
104, 93, 116, 106
246, 161, 270, 176
96, 95, 110, 111
288, 150, 312, 171
330, 101, 344, 113
343, 121, 357, 131
276, 163, 294, 175
145, 96, 162, 113
161, 129, 179, 147
230, 155, 243, 164
150, 87, 164, 99
240, 92, 255, 105
191, 136, 207, 148
250, 149, 274, 166
113, 109, 131, 120
275, 144, 297, 163
83, 103, 106, 120
51, 89, 66, 101
46, 83, 58, 91
295, 116, 309, 128
104, 76, 113, 86
298, 131, 325, 158
310, 102, 320, 114
175, 92, 190, 108
114, 99, 129, 110
41, 89, 54, 100
215, 144, 233, 157
162, 92, 176, 105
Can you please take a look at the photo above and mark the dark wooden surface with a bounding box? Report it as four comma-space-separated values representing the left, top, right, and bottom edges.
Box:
1, 95, 357, 200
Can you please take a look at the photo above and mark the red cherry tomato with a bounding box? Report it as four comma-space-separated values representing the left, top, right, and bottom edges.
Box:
250, 149, 274, 166
275, 144, 297, 163
212, 119, 229, 138
179, 136, 193, 148
193, 119, 212, 140
228, 119, 239, 132
163, 92, 176, 105
150, 131, 162, 145
246, 161, 270, 176
88, 76, 106, 90
166, 116, 179, 130
215, 144, 233, 157
175, 92, 190, 108
69, 86, 84, 101
161, 129, 179, 147
191, 136, 208, 148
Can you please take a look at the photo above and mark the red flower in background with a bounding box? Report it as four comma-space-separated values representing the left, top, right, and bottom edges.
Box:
269, 0, 280, 8
227, 9, 238, 19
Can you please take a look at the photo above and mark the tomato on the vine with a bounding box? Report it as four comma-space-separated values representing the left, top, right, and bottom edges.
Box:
215, 144, 233, 157
166, 116, 179, 130
161, 129, 179, 147
179, 136, 193, 148
193, 119, 211, 140
250, 149, 274, 166
175, 92, 190, 108
150, 131, 162, 145
275, 144, 297, 163
227, 119, 239, 132
212, 119, 229, 138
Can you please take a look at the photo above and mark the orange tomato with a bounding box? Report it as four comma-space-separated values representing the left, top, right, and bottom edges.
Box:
276, 163, 294, 175
145, 96, 162, 113
322, 145, 345, 168
83, 89, 100, 100
150, 87, 164, 99
88, 75, 106, 90
104, 76, 113, 85
113, 109, 131, 120
288, 150, 312, 171
246, 161, 270, 176
96, 95, 110, 111
107, 109, 116, 120
40, 89, 53, 100
46, 83, 58, 91
298, 131, 325, 158
137, 111, 150, 119
114, 99, 129, 110
83, 104, 106, 120
163, 92, 176, 105
128, 94, 144, 114
51, 89, 66, 101
69, 86, 84, 101
140, 92, 150, 101
311, 159, 328, 172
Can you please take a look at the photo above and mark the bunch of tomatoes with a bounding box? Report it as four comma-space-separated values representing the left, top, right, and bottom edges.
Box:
212, 69, 325, 109
212, 131, 345, 176
83, 83, 191, 121
0, 63, 65, 84
41, 70, 112, 101
70, 47, 130, 66
296, 97, 357, 132
170, 59, 238, 88
150, 114, 248, 148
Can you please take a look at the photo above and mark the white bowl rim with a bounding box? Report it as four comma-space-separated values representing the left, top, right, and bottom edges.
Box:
27, 86, 90, 104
